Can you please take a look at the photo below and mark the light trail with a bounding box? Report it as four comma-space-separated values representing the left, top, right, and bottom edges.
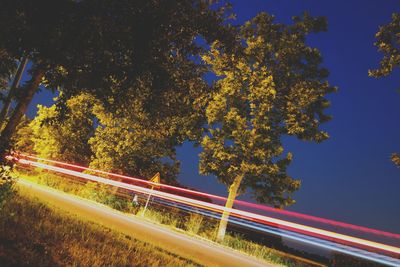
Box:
152, 198, 400, 267
16, 153, 400, 240
145, 190, 399, 257
13, 156, 400, 260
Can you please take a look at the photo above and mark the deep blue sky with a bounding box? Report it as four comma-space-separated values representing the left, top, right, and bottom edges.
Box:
26, 0, 399, 233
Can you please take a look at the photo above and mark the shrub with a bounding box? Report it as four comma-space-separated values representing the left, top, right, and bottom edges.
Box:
0, 165, 14, 209
186, 213, 204, 235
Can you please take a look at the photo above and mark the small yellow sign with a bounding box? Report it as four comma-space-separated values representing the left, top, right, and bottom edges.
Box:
149, 172, 161, 189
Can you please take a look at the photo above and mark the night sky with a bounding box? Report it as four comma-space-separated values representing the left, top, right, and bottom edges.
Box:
25, 0, 400, 233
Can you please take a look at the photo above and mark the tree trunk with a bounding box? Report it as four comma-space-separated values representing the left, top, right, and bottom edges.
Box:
0, 56, 28, 127
216, 174, 243, 242
0, 67, 45, 157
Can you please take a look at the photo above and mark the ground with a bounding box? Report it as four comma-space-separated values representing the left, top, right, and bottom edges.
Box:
0, 188, 198, 267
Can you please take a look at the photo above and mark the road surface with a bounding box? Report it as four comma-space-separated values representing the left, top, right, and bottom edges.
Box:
17, 179, 277, 267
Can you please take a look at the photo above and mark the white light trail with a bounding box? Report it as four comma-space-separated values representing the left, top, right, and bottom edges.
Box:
16, 158, 400, 258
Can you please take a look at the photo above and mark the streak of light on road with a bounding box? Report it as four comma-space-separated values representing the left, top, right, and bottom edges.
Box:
152, 197, 400, 267
19, 153, 400, 240
10, 154, 400, 266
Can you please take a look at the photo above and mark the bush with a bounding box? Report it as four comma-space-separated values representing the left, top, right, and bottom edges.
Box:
105, 194, 130, 211
0, 165, 14, 209
186, 213, 204, 235
26, 170, 132, 212
38, 172, 63, 188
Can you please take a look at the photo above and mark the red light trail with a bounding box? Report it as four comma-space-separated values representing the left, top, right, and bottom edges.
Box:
10, 154, 400, 259
17, 153, 400, 240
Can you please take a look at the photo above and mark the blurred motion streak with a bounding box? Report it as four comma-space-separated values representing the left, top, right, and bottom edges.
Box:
9, 154, 400, 266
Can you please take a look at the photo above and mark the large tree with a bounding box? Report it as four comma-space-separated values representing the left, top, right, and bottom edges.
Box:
0, 0, 234, 158
369, 13, 400, 166
200, 12, 336, 241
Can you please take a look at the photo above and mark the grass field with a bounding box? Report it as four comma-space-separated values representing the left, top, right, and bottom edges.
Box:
0, 187, 199, 267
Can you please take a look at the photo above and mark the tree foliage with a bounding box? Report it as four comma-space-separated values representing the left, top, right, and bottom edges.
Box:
45, 0, 235, 112
201, 12, 335, 206
29, 94, 95, 165
11, 116, 34, 154
0, 0, 235, 157
369, 13, 400, 79
392, 153, 400, 167
0, 0, 234, 114
369, 13, 400, 166
88, 101, 183, 183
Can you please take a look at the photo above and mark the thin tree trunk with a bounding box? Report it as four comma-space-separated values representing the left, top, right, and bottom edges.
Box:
0, 67, 45, 157
216, 174, 243, 242
0, 57, 28, 127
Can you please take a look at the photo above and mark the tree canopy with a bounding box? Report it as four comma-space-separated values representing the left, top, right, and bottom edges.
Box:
29, 94, 95, 165
88, 98, 184, 183
11, 116, 34, 154
0, 0, 235, 157
369, 13, 400, 80
0, 0, 234, 113
369, 13, 400, 166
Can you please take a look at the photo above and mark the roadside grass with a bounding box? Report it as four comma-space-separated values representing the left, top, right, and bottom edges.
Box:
13, 168, 324, 267
139, 208, 315, 267
0, 187, 199, 267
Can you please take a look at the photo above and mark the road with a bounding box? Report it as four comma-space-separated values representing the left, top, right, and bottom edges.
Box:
17, 179, 277, 267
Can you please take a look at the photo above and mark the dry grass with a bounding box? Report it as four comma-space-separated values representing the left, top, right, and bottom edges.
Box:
0, 190, 199, 267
